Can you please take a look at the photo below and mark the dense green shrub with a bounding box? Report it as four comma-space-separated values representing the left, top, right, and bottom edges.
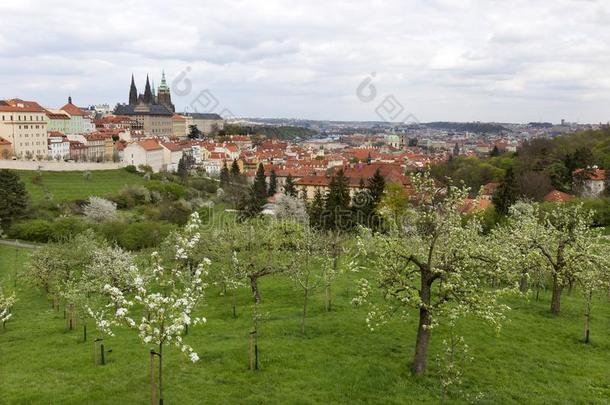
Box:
124, 165, 138, 174
51, 217, 90, 241
145, 181, 188, 200
158, 200, 193, 225
116, 221, 175, 251
580, 198, 610, 228
108, 185, 155, 209
96, 220, 126, 245
190, 178, 218, 194
8, 219, 53, 242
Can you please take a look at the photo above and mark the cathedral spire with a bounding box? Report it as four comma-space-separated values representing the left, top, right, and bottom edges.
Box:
129, 74, 138, 105
143, 74, 152, 104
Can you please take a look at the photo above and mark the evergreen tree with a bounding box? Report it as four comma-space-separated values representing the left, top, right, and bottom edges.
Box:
490, 145, 500, 157
492, 166, 518, 216
268, 169, 278, 196
0, 169, 28, 228
177, 151, 195, 183
324, 169, 351, 230
230, 159, 241, 178
241, 163, 268, 218
284, 174, 297, 197
309, 188, 325, 229
219, 162, 230, 187
188, 125, 201, 140
253, 163, 268, 201
367, 168, 386, 207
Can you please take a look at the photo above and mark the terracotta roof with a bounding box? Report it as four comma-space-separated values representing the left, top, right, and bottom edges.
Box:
460, 198, 493, 213
295, 176, 331, 187
0, 137, 11, 146
573, 168, 606, 181
172, 114, 186, 121
161, 142, 187, 152
136, 139, 162, 151
543, 190, 575, 203
0, 99, 45, 113
60, 102, 88, 117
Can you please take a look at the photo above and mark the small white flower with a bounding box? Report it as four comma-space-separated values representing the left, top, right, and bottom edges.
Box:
189, 352, 200, 363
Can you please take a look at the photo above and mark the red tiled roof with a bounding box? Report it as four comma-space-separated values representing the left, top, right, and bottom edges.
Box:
137, 139, 162, 151
573, 168, 606, 181
60, 102, 87, 117
543, 190, 575, 203
0, 99, 45, 113
460, 198, 493, 213
0, 137, 11, 146
161, 142, 187, 152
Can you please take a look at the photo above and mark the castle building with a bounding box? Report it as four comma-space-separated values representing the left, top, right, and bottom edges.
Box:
0, 99, 48, 158
115, 72, 174, 136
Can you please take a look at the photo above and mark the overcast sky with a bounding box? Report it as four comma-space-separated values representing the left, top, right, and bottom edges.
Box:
1, 0, 610, 123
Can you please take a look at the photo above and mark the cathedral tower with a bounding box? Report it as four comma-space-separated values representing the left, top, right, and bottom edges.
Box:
157, 70, 175, 112
129, 74, 138, 105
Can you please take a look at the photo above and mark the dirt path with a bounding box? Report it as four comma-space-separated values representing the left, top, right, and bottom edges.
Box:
0, 239, 39, 249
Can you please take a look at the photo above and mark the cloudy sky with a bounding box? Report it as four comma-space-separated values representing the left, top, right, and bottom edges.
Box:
1, 0, 610, 123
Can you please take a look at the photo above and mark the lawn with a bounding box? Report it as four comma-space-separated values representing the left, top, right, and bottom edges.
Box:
1, 245, 609, 404
15, 169, 145, 204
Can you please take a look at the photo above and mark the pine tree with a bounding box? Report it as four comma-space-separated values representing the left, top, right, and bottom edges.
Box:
324, 169, 351, 230
309, 188, 325, 229
367, 168, 386, 207
0, 169, 28, 228
492, 166, 518, 216
268, 169, 277, 196
230, 159, 241, 178
241, 163, 268, 218
253, 163, 267, 201
284, 174, 297, 197
490, 145, 500, 157
220, 162, 230, 187
177, 152, 195, 183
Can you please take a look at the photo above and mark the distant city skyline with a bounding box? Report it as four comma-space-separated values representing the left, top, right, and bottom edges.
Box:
2, 0, 610, 124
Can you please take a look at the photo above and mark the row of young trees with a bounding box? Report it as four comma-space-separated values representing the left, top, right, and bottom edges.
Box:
352, 172, 610, 376
16, 171, 610, 401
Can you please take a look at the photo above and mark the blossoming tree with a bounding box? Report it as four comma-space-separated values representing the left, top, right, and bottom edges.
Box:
354, 173, 513, 375
108, 214, 210, 404
498, 202, 608, 315
0, 287, 16, 330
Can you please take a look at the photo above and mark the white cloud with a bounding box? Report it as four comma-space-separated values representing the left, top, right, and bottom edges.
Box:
1, 0, 610, 123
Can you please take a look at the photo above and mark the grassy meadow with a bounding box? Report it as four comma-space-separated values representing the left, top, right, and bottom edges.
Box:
1, 245, 610, 404
15, 170, 145, 204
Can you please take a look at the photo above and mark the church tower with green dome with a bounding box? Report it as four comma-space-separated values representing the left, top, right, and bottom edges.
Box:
157, 70, 175, 112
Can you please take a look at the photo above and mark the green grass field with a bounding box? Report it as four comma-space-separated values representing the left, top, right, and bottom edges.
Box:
15, 170, 145, 204
1, 245, 609, 404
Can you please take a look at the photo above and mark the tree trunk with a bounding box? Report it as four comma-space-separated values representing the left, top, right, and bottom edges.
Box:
232, 290, 237, 318
550, 275, 562, 315
158, 343, 164, 405
584, 290, 592, 344
249, 276, 261, 303
325, 282, 332, 312
301, 288, 309, 334
412, 278, 432, 375
519, 272, 528, 293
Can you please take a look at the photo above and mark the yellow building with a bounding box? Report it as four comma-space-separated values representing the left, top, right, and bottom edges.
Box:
0, 99, 48, 158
